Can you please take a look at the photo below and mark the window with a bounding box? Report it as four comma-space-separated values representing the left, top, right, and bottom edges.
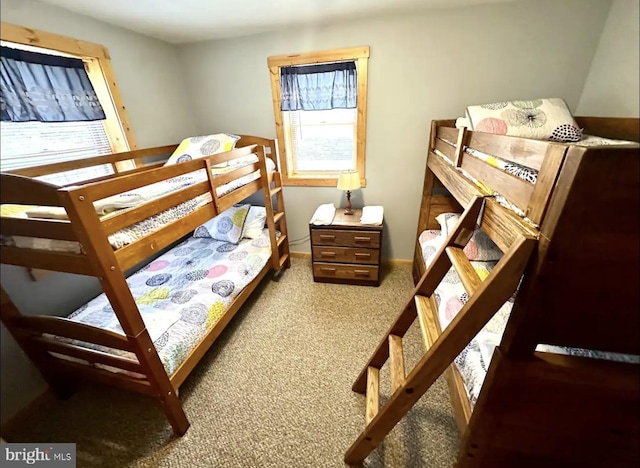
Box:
268, 47, 369, 187
0, 22, 136, 182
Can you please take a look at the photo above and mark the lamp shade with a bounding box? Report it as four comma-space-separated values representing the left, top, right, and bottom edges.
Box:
337, 170, 361, 191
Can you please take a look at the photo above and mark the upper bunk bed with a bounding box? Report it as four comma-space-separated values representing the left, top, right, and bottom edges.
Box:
0, 135, 290, 435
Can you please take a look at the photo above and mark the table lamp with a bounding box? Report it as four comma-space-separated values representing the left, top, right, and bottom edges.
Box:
337, 170, 361, 215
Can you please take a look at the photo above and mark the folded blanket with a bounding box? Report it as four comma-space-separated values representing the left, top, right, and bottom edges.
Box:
360, 206, 384, 225
310, 203, 336, 225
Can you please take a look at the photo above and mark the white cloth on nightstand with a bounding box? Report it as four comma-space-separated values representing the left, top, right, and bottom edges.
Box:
360, 206, 384, 225
310, 203, 336, 225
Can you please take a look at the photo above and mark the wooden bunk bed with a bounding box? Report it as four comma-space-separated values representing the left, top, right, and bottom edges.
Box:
0, 135, 290, 435
345, 117, 640, 466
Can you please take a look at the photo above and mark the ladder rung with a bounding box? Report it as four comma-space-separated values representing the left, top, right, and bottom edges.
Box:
388, 335, 405, 393
270, 187, 282, 196
277, 234, 287, 247
273, 212, 284, 224
278, 253, 289, 269
415, 295, 441, 351
365, 366, 379, 424
445, 246, 482, 295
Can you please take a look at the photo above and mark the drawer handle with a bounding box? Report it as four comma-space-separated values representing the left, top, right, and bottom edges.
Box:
354, 269, 370, 277
320, 267, 336, 273
354, 236, 371, 242
354, 252, 371, 258
320, 251, 336, 257
320, 235, 336, 240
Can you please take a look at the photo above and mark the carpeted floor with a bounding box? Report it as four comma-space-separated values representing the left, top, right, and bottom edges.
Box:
4, 257, 459, 467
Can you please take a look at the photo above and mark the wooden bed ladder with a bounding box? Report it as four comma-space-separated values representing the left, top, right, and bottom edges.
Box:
344, 196, 537, 465
262, 170, 290, 270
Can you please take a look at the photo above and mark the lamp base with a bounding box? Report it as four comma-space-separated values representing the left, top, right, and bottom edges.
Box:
344, 190, 354, 215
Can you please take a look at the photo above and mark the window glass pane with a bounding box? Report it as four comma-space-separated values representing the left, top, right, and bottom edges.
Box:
0, 120, 114, 185
284, 108, 356, 173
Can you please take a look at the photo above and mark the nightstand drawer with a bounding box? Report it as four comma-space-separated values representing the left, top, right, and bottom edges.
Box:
311, 229, 381, 248
313, 246, 379, 264
313, 262, 379, 281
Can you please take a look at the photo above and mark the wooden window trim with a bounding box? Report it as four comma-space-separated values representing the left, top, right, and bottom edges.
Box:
267, 46, 369, 187
1, 22, 137, 281
1, 22, 137, 158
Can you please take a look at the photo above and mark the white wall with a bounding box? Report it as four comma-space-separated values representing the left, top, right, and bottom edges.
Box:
577, 0, 640, 117
178, 0, 612, 261
0, 0, 197, 424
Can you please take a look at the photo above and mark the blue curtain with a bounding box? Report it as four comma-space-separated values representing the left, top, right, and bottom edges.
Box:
1, 46, 106, 122
280, 61, 357, 111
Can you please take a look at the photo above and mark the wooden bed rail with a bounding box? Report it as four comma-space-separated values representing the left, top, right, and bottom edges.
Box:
0, 174, 64, 207
237, 135, 278, 164
8, 144, 178, 178
9, 315, 133, 351
430, 124, 566, 226
68, 145, 259, 202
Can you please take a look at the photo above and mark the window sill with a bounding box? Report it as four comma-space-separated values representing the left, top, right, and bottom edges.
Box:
282, 176, 367, 187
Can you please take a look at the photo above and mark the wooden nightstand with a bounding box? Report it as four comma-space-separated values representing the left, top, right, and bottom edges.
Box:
309, 208, 383, 286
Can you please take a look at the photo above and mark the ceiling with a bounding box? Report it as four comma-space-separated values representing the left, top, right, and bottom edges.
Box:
39, 0, 517, 44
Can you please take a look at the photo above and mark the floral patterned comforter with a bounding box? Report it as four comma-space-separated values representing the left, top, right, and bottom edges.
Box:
55, 230, 273, 377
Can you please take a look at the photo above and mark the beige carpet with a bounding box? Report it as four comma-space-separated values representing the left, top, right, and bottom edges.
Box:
4, 257, 459, 467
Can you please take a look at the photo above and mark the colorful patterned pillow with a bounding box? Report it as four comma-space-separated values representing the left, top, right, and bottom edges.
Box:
465, 98, 582, 142
241, 206, 267, 239
193, 204, 250, 244
435, 213, 503, 261
164, 133, 240, 166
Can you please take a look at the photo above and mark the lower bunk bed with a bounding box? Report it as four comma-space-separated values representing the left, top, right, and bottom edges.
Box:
0, 135, 290, 435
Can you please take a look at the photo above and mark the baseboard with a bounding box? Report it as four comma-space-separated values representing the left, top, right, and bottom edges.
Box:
0, 388, 53, 440
289, 251, 413, 266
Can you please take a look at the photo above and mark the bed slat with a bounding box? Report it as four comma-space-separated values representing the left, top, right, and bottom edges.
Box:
115, 203, 217, 272
51, 357, 155, 396
437, 126, 459, 144
459, 152, 534, 215
466, 132, 548, 171
0, 217, 77, 241
0, 174, 62, 207
0, 246, 95, 276
211, 162, 260, 187
100, 181, 211, 235
32, 336, 142, 374
12, 315, 132, 351
216, 179, 263, 213
434, 139, 456, 163
427, 152, 487, 207
478, 199, 538, 254
10, 145, 178, 178
76, 145, 257, 202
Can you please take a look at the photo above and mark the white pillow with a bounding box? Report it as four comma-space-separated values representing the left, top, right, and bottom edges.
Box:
164, 133, 240, 166
193, 204, 250, 244
465, 98, 582, 142
242, 206, 267, 239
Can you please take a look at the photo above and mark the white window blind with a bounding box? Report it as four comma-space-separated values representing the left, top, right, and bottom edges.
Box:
283, 108, 356, 173
0, 120, 114, 186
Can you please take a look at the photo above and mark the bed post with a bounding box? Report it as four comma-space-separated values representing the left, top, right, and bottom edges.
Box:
58, 190, 190, 436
